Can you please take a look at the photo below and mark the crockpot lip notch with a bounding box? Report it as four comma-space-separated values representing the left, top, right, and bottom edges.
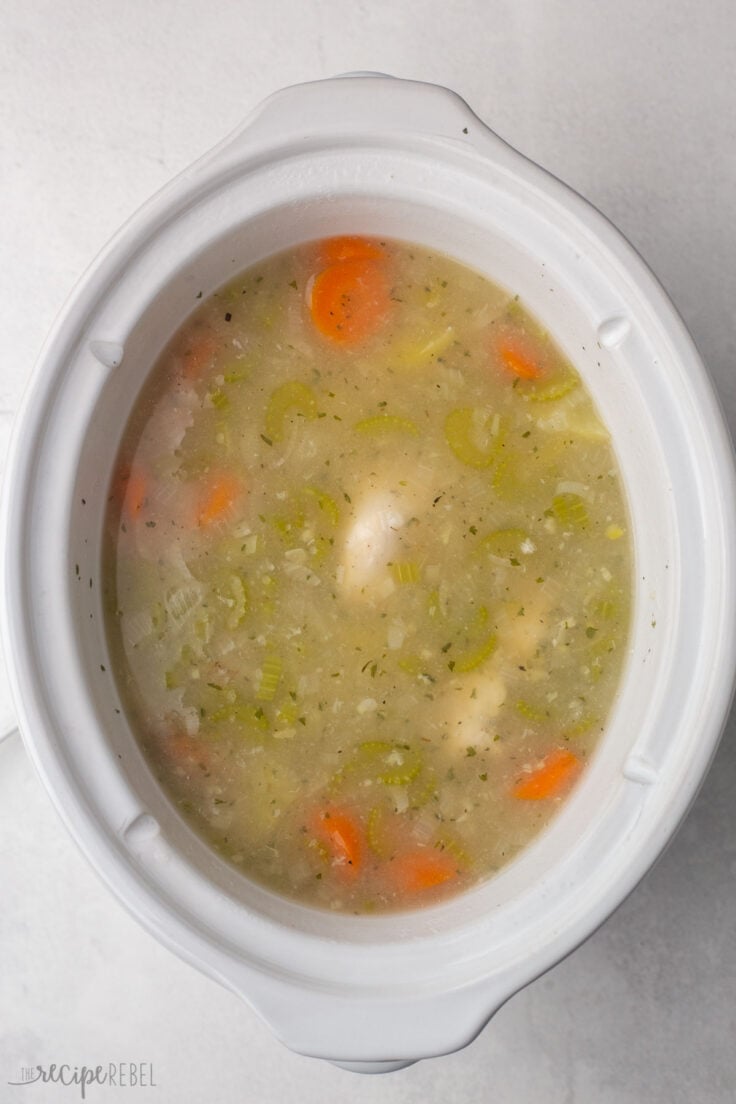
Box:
2, 74, 736, 1063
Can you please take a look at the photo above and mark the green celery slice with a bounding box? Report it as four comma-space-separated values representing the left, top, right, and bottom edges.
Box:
256, 655, 283, 701
552, 492, 589, 529
355, 414, 420, 436
391, 561, 420, 585
480, 528, 533, 565
444, 408, 504, 468
453, 631, 498, 673
264, 381, 318, 442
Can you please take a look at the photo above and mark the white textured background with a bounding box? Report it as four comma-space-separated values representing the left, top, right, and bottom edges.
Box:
1, 2, 735, 1101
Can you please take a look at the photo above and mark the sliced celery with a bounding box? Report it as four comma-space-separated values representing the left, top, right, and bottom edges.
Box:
391, 561, 420, 585
208, 388, 229, 411
210, 701, 270, 734
434, 833, 468, 866
427, 588, 442, 619
490, 454, 519, 500
222, 361, 250, 384
270, 510, 305, 540
587, 633, 619, 681
521, 369, 579, 403
310, 535, 333, 565
256, 655, 283, 701
366, 806, 392, 858
303, 485, 340, 526
213, 573, 248, 630
444, 408, 504, 468
594, 598, 617, 620
377, 746, 422, 786
453, 631, 498, 673
392, 325, 455, 369
267, 485, 338, 550
552, 492, 589, 529
480, 528, 533, 565
264, 381, 317, 442
333, 740, 425, 787
355, 414, 420, 436
409, 767, 439, 809
515, 699, 547, 722
358, 740, 394, 756
275, 700, 299, 727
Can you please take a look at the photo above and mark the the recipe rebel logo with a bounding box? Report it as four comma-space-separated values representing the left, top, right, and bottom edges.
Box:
7, 1062, 157, 1098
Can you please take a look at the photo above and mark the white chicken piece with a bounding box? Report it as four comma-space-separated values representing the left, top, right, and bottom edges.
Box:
495, 581, 558, 665
339, 469, 433, 602
436, 583, 558, 757
341, 490, 405, 599
142, 383, 198, 462
436, 669, 507, 753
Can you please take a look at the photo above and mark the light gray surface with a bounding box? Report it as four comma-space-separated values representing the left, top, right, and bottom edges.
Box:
1, 1, 735, 1100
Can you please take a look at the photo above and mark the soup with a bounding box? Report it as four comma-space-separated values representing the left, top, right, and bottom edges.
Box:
104, 236, 631, 913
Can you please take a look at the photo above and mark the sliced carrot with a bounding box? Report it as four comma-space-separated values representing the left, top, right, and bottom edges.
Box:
310, 808, 363, 874
496, 336, 544, 381
389, 848, 458, 894
310, 258, 391, 345
319, 235, 384, 265
160, 732, 210, 770
114, 464, 148, 521
512, 747, 582, 800
181, 332, 217, 381
197, 473, 242, 527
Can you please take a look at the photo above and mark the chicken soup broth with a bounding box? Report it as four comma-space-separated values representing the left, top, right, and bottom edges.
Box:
105, 236, 631, 913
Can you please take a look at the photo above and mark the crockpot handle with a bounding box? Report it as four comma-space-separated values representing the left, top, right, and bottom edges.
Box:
222, 960, 508, 1071
197, 73, 512, 169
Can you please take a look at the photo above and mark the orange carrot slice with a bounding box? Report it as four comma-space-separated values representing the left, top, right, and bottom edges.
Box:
389, 849, 458, 894
160, 732, 210, 770
319, 235, 384, 265
310, 258, 391, 345
311, 809, 363, 874
116, 464, 148, 521
497, 336, 544, 380
512, 747, 582, 800
197, 474, 242, 527
181, 333, 217, 381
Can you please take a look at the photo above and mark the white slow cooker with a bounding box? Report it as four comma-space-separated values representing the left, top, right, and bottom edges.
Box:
2, 75, 735, 1073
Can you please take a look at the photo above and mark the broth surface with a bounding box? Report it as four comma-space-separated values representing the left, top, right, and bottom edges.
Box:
105, 237, 631, 913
